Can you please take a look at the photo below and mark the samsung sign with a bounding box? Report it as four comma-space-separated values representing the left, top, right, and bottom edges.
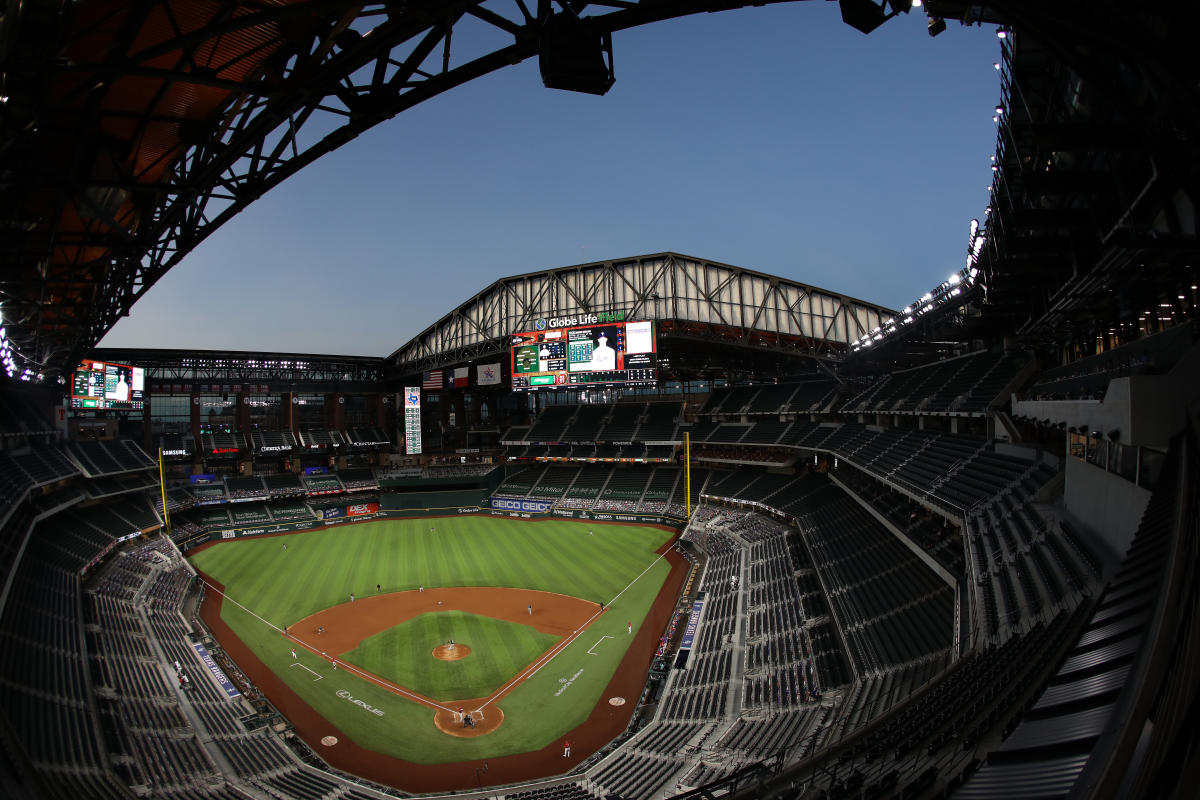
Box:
536, 310, 625, 330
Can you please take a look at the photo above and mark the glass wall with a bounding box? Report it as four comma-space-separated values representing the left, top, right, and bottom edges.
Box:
195, 395, 237, 432
295, 394, 325, 428
245, 394, 283, 430
150, 395, 191, 434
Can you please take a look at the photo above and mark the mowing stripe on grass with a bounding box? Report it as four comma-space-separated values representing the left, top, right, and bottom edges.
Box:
200, 543, 667, 715
190, 518, 676, 762
477, 548, 669, 712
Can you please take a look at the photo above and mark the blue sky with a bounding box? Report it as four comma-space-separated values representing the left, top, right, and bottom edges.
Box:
100, 4, 1001, 357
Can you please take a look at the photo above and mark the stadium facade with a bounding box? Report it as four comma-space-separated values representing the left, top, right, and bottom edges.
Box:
1, 3, 1199, 800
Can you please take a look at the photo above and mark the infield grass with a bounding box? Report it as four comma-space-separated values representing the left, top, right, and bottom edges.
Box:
189, 516, 674, 763
343, 610, 559, 701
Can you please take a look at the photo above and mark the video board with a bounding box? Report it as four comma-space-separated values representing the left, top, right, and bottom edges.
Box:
511, 319, 657, 391
69, 359, 145, 410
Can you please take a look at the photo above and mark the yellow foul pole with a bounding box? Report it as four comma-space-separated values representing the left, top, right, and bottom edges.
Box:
158, 448, 172, 538
685, 431, 691, 518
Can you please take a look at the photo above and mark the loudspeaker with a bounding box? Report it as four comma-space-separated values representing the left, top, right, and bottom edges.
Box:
839, 0, 888, 34
539, 12, 614, 95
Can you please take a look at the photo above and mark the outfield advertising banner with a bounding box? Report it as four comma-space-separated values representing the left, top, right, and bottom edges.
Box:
347, 502, 380, 517
207, 520, 317, 542
442, 505, 684, 528
490, 497, 553, 513
197, 513, 392, 548
322, 507, 344, 520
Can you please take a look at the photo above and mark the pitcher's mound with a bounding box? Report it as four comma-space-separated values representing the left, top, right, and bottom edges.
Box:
432, 643, 470, 661
434, 705, 504, 737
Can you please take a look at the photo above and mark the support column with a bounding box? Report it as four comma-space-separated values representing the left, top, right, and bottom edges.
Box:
190, 392, 201, 442
283, 392, 297, 433
143, 395, 153, 453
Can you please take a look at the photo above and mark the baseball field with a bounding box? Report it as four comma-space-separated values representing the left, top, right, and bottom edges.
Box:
188, 515, 685, 790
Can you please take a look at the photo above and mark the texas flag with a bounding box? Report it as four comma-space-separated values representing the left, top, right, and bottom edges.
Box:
453, 367, 469, 388
477, 362, 501, 386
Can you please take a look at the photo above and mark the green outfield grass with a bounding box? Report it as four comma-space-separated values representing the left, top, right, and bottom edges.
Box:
342, 610, 559, 701
189, 516, 675, 763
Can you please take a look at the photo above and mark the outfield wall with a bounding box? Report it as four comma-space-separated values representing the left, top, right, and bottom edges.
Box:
180, 505, 685, 550
477, 506, 686, 527
379, 488, 492, 509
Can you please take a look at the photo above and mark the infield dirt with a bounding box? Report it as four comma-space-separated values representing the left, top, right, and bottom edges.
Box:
293, 585, 595, 657
289, 586, 599, 718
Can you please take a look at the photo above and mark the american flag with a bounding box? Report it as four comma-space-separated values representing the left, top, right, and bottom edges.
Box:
422, 370, 443, 390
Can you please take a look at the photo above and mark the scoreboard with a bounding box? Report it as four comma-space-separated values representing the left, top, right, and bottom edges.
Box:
402, 387, 422, 455
69, 359, 145, 410
511, 319, 657, 392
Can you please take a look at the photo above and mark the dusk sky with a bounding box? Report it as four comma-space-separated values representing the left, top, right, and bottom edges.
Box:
100, 5, 1002, 358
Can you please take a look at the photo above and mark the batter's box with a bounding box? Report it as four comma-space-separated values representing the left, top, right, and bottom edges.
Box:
587, 634, 614, 655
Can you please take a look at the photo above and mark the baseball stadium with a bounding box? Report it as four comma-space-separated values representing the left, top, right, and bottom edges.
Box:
1, 3, 1199, 800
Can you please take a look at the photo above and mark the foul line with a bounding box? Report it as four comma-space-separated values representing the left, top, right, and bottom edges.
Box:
477, 551, 667, 712
197, 576, 456, 713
